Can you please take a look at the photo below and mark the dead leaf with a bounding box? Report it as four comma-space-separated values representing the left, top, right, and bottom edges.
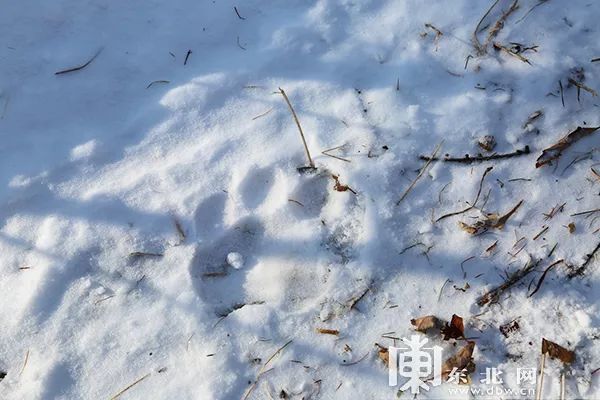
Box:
332, 175, 357, 194
441, 314, 465, 340
441, 341, 476, 380
411, 315, 443, 333
568, 222, 576, 234
459, 200, 523, 235
536, 126, 600, 168
542, 338, 575, 364
375, 344, 389, 365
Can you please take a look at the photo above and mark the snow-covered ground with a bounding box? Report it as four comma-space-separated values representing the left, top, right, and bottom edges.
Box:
1, 0, 599, 398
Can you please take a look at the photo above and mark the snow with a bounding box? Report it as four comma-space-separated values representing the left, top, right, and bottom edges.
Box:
1, 0, 599, 399
226, 252, 244, 269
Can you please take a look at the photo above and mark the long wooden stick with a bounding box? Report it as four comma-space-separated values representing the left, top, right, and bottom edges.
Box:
279, 88, 315, 168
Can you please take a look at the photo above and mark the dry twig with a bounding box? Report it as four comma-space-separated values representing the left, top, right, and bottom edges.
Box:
436, 166, 493, 222
421, 146, 530, 164
279, 88, 315, 169
55, 48, 103, 75
397, 142, 443, 204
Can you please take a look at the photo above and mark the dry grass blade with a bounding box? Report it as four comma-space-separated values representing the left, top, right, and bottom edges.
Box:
19, 349, 29, 376
55, 48, 103, 75
484, 1, 519, 49
243, 339, 293, 400
528, 259, 564, 297
568, 78, 598, 97
436, 166, 493, 222
536, 126, 599, 168
571, 208, 600, 217
110, 373, 151, 400
252, 107, 274, 121
146, 80, 170, 89
473, 0, 502, 54
493, 42, 531, 64
279, 88, 315, 169
397, 141, 443, 205
516, 0, 550, 23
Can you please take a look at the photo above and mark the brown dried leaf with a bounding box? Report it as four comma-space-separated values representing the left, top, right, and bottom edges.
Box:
441, 341, 476, 380
441, 314, 465, 340
376, 344, 389, 365
332, 175, 357, 194
459, 220, 489, 235
536, 126, 600, 168
459, 200, 523, 235
542, 338, 575, 364
411, 315, 443, 332
568, 222, 576, 234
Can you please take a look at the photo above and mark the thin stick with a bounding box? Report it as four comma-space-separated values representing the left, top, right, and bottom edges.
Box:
568, 78, 598, 97
571, 208, 600, 217
568, 240, 600, 278
19, 349, 29, 376
516, 0, 550, 24
484, 1, 520, 50
528, 259, 564, 297
535, 353, 546, 400
279, 88, 315, 168
493, 42, 531, 65
110, 373, 151, 400
473, 0, 502, 54
252, 108, 273, 121
560, 372, 566, 400
436, 166, 493, 222
559, 80, 565, 107
184, 50, 192, 65
533, 226, 548, 240
397, 142, 443, 205
146, 80, 170, 89
420, 146, 530, 163
243, 340, 293, 400
234, 6, 246, 20
55, 48, 103, 75
322, 145, 351, 162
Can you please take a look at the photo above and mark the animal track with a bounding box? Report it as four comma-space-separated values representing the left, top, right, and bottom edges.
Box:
288, 171, 329, 219
190, 216, 265, 316
193, 192, 228, 239
238, 166, 274, 210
